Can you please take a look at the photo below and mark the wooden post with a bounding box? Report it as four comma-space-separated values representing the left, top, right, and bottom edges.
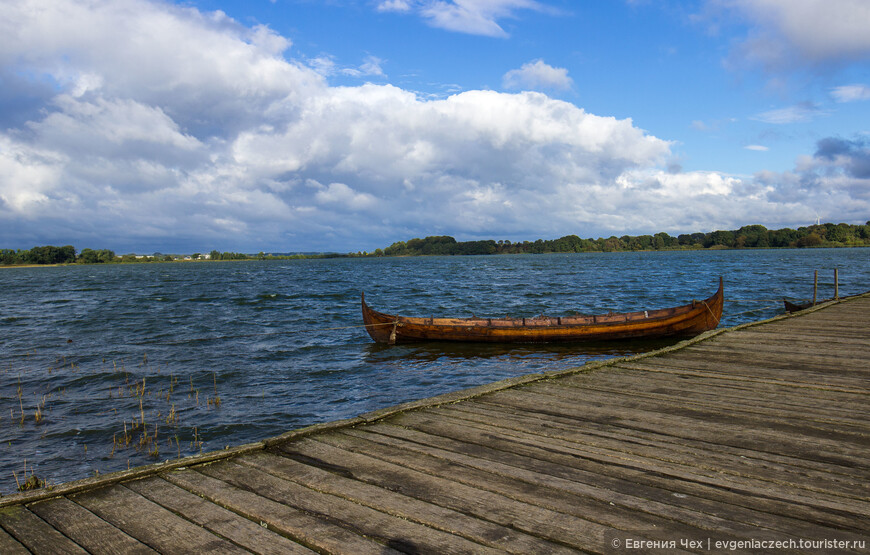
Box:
389, 320, 398, 345
813, 270, 818, 305
834, 268, 839, 300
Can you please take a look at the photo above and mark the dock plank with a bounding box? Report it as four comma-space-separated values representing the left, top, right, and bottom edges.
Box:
335, 424, 806, 539
0, 514, 36, 555
527, 380, 870, 439
0, 505, 89, 554
234, 450, 571, 554
196, 458, 503, 554
479, 387, 870, 471
163, 466, 397, 555
28, 495, 157, 554
124, 476, 315, 555
563, 368, 870, 417
380, 410, 869, 534
435, 401, 868, 500
278, 434, 635, 550
71, 485, 249, 554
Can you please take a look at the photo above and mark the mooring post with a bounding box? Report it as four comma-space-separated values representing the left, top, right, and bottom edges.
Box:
389, 320, 398, 345
834, 268, 839, 300
813, 270, 818, 305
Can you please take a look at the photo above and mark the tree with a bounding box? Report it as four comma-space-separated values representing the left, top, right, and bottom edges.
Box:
706, 230, 735, 248
736, 225, 769, 248
769, 228, 798, 247
78, 248, 116, 264
603, 236, 623, 252
826, 223, 850, 243
797, 233, 823, 248
1, 249, 22, 264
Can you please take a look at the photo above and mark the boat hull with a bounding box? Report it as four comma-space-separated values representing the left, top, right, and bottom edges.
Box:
362, 278, 724, 344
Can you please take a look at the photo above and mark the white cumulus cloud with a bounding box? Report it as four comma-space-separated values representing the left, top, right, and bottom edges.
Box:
503, 60, 573, 91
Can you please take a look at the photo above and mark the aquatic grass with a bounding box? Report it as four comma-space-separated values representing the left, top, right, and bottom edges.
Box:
166, 404, 177, 425
0, 352, 235, 495
17, 381, 24, 425
33, 396, 45, 424
12, 459, 45, 492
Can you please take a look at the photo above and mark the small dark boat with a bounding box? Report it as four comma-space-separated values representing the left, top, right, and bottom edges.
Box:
362, 278, 724, 344
784, 269, 839, 313
783, 299, 828, 313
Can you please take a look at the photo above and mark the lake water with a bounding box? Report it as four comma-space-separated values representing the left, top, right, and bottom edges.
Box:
1, 248, 868, 494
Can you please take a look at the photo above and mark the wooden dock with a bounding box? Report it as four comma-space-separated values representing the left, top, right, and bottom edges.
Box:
1, 294, 869, 553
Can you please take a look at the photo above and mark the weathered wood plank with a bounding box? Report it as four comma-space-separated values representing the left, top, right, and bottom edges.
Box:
0, 504, 89, 554
713, 342, 869, 359
234, 451, 574, 555
28, 495, 156, 555
710, 328, 870, 348
277, 435, 659, 551
383, 410, 870, 532
708, 337, 870, 357
657, 349, 870, 381
163, 466, 396, 555
0, 522, 30, 555
124, 476, 314, 555
316, 425, 824, 545
731, 329, 870, 344
616, 361, 870, 395
563, 368, 870, 418
71, 485, 249, 554
338, 424, 861, 542
479, 398, 865, 488
526, 381, 870, 438
675, 342, 870, 370
436, 401, 868, 499
197, 459, 503, 555
546, 377, 870, 432
453, 398, 867, 478
758, 313, 870, 331
482, 387, 870, 473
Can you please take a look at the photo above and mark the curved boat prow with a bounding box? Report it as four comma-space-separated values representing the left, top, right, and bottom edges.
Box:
361, 292, 394, 343
700, 276, 724, 331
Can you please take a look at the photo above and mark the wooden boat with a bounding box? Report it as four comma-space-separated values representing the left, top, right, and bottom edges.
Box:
362, 277, 723, 344
783, 299, 828, 313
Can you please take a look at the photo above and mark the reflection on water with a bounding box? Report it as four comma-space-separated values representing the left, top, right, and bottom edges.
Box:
0, 248, 867, 493
362, 336, 678, 364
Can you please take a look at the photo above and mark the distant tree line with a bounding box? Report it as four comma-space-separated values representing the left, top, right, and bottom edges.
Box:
4, 222, 867, 266
376, 222, 870, 257
208, 250, 250, 261
1, 245, 78, 265
1, 246, 126, 265
0, 246, 336, 265
206, 250, 340, 261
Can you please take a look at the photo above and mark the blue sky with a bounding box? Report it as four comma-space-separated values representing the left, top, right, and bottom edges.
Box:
1, 0, 869, 253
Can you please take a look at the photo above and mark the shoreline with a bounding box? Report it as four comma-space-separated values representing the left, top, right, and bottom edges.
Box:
2, 244, 869, 269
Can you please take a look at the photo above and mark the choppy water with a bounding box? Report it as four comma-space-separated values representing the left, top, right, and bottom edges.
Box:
1, 248, 867, 494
